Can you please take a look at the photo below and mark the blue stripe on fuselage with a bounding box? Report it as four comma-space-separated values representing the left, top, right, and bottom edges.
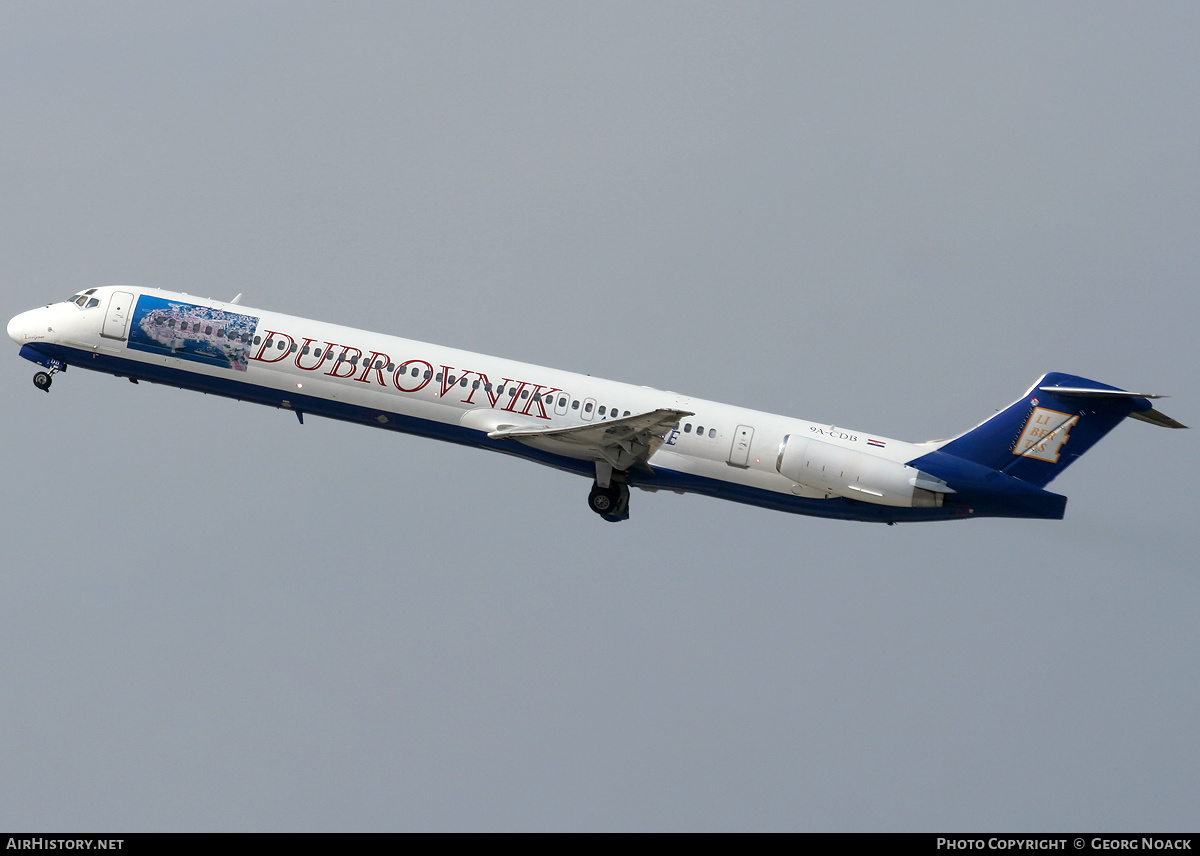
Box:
20, 342, 1022, 523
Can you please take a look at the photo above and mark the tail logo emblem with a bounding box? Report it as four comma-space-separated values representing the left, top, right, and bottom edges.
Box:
1015, 407, 1079, 463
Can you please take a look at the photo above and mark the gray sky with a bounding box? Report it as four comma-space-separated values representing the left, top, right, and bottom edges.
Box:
1, 2, 1196, 831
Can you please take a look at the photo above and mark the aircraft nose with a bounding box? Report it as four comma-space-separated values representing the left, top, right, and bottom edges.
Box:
8, 308, 44, 345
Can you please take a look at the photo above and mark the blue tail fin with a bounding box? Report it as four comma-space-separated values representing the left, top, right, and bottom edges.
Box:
933, 372, 1180, 488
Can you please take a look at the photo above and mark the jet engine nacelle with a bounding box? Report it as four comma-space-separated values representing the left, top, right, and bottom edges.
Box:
776, 434, 950, 508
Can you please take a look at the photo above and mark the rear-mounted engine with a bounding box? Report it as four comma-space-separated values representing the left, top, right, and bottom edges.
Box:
776, 433, 952, 508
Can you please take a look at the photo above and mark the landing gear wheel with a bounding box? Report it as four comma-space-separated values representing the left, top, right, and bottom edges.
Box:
588, 483, 619, 514
588, 481, 630, 522
33, 371, 52, 392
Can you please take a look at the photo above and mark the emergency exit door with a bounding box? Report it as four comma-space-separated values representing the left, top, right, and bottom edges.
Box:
727, 424, 754, 467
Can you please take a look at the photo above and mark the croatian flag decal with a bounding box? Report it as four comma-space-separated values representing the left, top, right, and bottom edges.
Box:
867, 438, 886, 448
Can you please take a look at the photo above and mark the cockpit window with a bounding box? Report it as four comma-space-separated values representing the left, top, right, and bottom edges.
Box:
68, 293, 102, 308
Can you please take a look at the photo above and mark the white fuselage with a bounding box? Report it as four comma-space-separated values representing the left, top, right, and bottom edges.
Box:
9, 286, 952, 522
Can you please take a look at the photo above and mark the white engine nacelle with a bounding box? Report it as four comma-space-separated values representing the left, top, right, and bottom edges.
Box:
776, 434, 950, 508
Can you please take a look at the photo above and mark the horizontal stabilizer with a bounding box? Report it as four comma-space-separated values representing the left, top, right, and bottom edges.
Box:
1040, 382, 1187, 429
1039, 385, 1166, 399
1129, 408, 1188, 429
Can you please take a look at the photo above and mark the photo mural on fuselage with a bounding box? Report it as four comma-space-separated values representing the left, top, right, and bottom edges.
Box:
250, 329, 561, 419
128, 294, 257, 372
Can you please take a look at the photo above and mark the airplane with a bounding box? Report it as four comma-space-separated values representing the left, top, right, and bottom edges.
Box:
8, 285, 1187, 524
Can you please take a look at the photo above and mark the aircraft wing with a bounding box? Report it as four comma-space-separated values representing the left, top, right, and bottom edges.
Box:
488, 408, 693, 470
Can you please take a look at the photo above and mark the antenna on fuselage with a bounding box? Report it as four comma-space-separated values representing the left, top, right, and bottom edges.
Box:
229, 293, 243, 305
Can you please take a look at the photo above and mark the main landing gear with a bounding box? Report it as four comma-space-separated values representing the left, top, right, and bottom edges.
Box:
588, 481, 630, 523
588, 461, 630, 522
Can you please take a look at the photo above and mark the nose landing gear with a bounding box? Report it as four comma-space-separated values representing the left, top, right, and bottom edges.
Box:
31, 361, 65, 392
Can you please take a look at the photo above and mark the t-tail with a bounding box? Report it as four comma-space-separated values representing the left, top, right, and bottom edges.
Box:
908, 372, 1187, 520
